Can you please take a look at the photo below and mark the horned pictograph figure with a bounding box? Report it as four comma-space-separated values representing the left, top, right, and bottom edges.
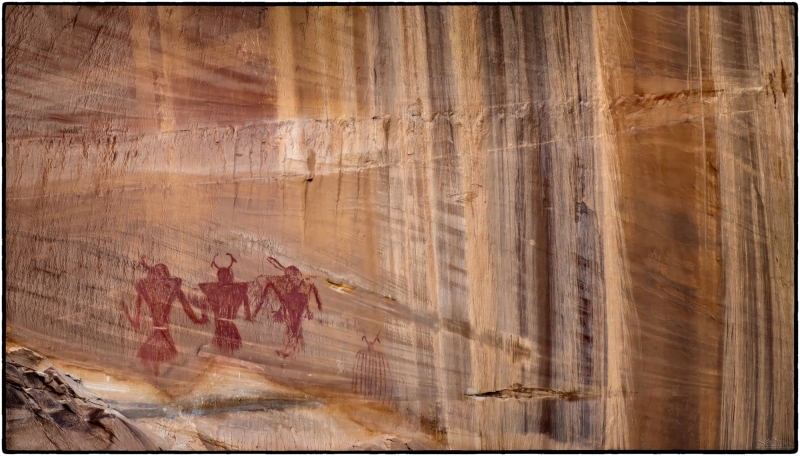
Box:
352, 331, 390, 403
121, 256, 208, 376
255, 257, 322, 358
197, 253, 253, 354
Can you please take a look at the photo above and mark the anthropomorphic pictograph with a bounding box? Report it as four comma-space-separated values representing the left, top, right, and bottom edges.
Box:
352, 331, 391, 403
197, 253, 252, 354
121, 256, 208, 376
254, 257, 322, 358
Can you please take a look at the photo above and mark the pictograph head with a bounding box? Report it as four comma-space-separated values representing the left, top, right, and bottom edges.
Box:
361, 330, 381, 350
140, 256, 170, 278
286, 265, 303, 282
268, 257, 304, 282
152, 264, 170, 278
211, 253, 237, 283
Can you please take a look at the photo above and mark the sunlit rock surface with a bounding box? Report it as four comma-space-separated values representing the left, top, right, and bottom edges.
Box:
5, 5, 795, 450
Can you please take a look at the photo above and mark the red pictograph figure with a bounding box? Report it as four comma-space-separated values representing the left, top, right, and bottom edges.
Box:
121, 256, 208, 376
254, 257, 322, 358
352, 331, 391, 403
197, 254, 252, 355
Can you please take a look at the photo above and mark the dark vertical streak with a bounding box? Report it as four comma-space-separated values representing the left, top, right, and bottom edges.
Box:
697, 7, 725, 449
751, 122, 774, 440
538, 141, 555, 439
523, 401, 530, 434
515, 5, 555, 440
571, 10, 602, 443
576, 204, 598, 441
354, 351, 361, 393
375, 352, 381, 399
357, 351, 365, 395
362, 351, 369, 396
372, 352, 378, 400
379, 353, 387, 402
368, 352, 375, 397
423, 6, 454, 114
514, 169, 530, 338
422, 9, 468, 445
353, 351, 362, 394
290, 7, 306, 117
351, 7, 368, 119
352, 351, 359, 393
379, 353, 385, 401
364, 351, 370, 396
147, 8, 166, 131
745, 12, 775, 429
372, 7, 394, 116
510, 12, 534, 342
745, 189, 760, 446
620, 6, 721, 449
756, 186, 775, 438
371, 353, 377, 398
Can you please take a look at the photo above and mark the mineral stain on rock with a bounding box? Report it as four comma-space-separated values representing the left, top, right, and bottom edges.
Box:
4, 4, 795, 451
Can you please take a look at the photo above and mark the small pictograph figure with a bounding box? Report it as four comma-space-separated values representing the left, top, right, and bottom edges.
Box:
255, 257, 322, 358
121, 256, 208, 376
197, 253, 253, 355
352, 331, 390, 403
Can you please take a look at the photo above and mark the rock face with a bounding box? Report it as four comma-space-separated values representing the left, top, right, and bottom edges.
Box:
5, 5, 795, 451
5, 347, 162, 451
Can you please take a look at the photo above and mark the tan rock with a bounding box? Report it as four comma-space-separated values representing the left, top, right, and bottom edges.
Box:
5, 5, 795, 451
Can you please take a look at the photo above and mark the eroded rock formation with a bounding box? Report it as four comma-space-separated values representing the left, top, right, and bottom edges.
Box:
5, 347, 161, 450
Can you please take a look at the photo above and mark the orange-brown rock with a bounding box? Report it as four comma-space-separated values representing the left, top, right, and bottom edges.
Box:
5, 5, 795, 450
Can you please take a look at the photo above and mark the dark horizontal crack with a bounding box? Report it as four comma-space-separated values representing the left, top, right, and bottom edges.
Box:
610, 88, 725, 111
106, 395, 323, 419
466, 383, 592, 401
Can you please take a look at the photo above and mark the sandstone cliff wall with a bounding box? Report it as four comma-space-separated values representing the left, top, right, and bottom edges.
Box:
5, 5, 795, 450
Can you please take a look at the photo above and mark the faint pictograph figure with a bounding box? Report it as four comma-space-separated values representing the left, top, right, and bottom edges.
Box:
195, 254, 253, 354
121, 256, 208, 376
254, 257, 322, 358
352, 331, 391, 403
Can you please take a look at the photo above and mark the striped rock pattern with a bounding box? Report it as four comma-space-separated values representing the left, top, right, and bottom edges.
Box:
5, 5, 795, 450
